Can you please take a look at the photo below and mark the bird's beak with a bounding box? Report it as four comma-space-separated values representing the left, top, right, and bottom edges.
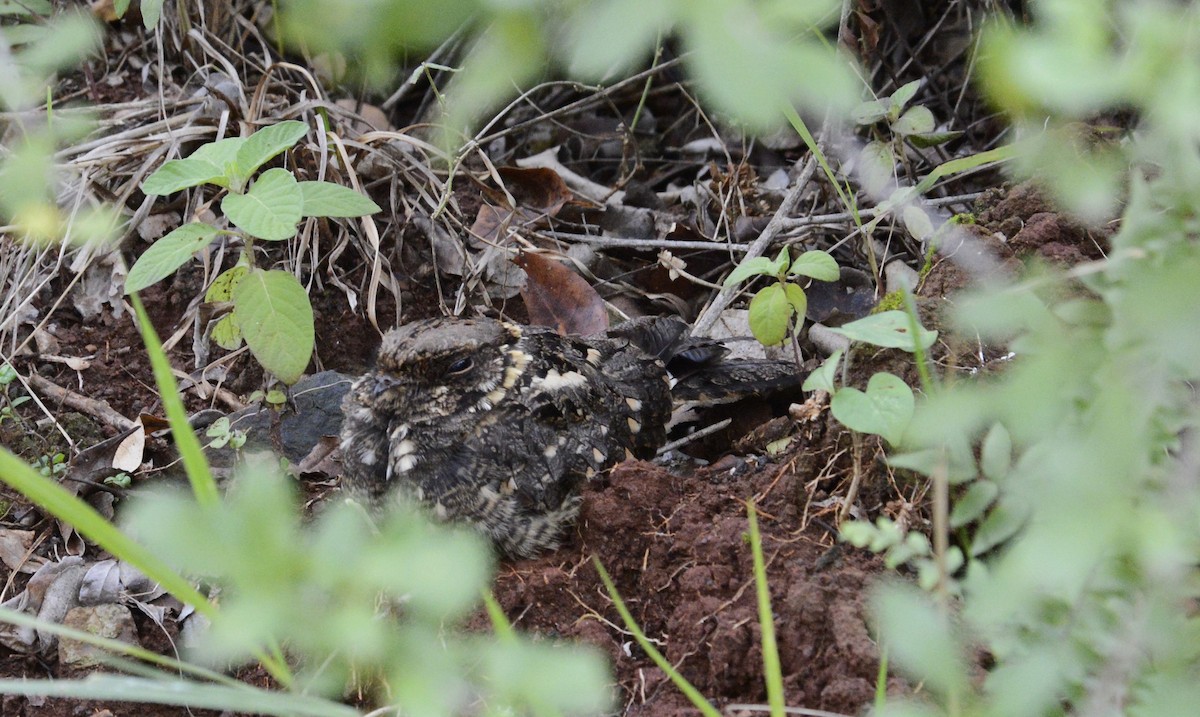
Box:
371, 374, 402, 398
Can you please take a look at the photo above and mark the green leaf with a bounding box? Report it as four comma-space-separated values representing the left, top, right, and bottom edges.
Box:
211, 315, 243, 351
142, 159, 229, 195
830, 372, 914, 445
892, 105, 935, 136
298, 181, 381, 217
125, 223, 221, 294
902, 205, 934, 241
788, 250, 839, 281
803, 349, 843, 393
725, 256, 779, 287
565, 0, 673, 79
232, 269, 314, 384
971, 499, 1027, 556
221, 168, 304, 241
782, 282, 807, 320
748, 283, 794, 346
205, 265, 248, 303
851, 98, 890, 125
890, 79, 922, 110
871, 583, 968, 698
950, 480, 999, 528
0, 0, 53, 15
829, 310, 938, 352
233, 121, 308, 182
906, 130, 964, 149
188, 137, 244, 177
140, 0, 163, 27
0, 448, 214, 618
859, 140, 895, 196
979, 423, 1012, 481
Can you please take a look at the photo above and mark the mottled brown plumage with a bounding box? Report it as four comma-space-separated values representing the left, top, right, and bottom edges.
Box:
339, 316, 800, 557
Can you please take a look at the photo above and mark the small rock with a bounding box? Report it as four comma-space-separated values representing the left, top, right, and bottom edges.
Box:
59, 604, 138, 667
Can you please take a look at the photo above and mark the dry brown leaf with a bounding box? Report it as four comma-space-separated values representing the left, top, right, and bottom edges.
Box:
515, 251, 607, 336
0, 529, 45, 574
296, 435, 342, 476
111, 418, 146, 472
469, 203, 512, 247
496, 166, 574, 216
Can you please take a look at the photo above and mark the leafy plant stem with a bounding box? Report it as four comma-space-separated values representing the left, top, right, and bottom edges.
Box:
902, 290, 935, 394
784, 105, 880, 283
874, 644, 889, 712
129, 294, 293, 687
746, 503, 785, 717
931, 453, 951, 609
629, 32, 663, 137
129, 294, 219, 508
593, 558, 722, 717
838, 432, 864, 526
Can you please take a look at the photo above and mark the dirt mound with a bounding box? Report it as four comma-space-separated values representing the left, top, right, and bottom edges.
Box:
487, 451, 905, 714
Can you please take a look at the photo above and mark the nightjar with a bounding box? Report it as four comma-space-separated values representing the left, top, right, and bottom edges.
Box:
339, 316, 801, 557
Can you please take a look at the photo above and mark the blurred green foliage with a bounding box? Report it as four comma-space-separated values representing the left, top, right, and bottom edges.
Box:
279, 0, 858, 143
125, 455, 612, 714
0, 9, 116, 244
862, 2, 1200, 716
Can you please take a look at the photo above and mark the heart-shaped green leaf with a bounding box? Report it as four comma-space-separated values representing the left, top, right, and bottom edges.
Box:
892, 105, 935, 136
232, 268, 314, 384
125, 222, 221, 293
232, 121, 308, 184
748, 283, 794, 346
211, 314, 243, 351
188, 137, 244, 175
802, 349, 842, 393
950, 480, 999, 528
831, 371, 914, 445
142, 159, 229, 195
889, 79, 922, 111
829, 310, 937, 352
221, 168, 304, 241
789, 250, 839, 281
298, 181, 382, 217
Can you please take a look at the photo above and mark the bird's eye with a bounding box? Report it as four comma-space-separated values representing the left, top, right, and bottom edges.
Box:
446, 357, 473, 375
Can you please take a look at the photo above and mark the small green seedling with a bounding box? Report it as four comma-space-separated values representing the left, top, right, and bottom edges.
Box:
802, 310, 937, 447
0, 363, 30, 425
204, 416, 247, 450
723, 246, 839, 345
852, 79, 963, 151
126, 121, 381, 384
34, 452, 66, 479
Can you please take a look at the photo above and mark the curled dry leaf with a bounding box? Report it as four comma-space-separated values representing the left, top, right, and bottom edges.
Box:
514, 251, 608, 336
496, 166, 574, 216
469, 203, 512, 247
111, 418, 146, 472
0, 528, 46, 574
297, 434, 343, 476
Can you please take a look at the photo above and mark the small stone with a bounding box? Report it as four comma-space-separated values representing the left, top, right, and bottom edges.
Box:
59, 604, 138, 667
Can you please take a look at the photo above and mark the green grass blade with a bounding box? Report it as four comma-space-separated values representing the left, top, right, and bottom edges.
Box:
914, 144, 1015, 195
0, 606, 235, 686
747, 503, 785, 717
593, 558, 722, 717
483, 589, 517, 642
875, 643, 890, 712
0, 448, 214, 616
129, 293, 219, 508
0, 676, 357, 717
784, 106, 860, 225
